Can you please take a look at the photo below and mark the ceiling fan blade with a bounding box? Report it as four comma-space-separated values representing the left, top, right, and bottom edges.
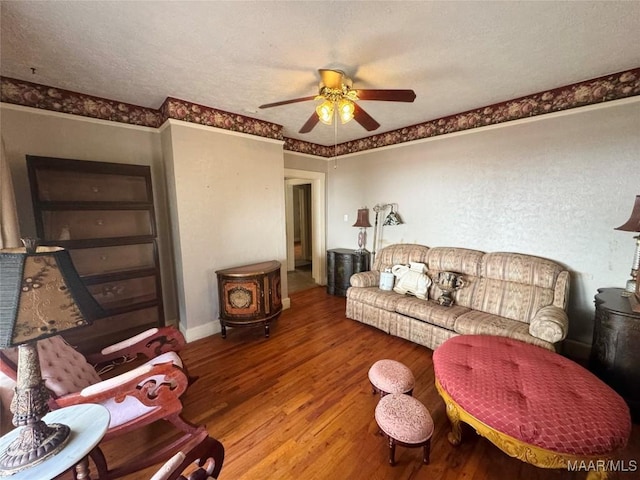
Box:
319, 69, 345, 89
299, 112, 320, 133
259, 95, 316, 109
353, 104, 381, 131
355, 89, 417, 102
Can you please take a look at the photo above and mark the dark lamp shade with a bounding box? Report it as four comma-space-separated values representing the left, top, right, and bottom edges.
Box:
352, 208, 372, 228
0, 246, 105, 348
615, 195, 640, 232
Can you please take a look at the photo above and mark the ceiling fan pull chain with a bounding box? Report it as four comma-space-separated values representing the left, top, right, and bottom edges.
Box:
334, 108, 338, 169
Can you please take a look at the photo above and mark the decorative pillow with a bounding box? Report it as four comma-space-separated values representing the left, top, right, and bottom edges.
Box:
391, 262, 432, 300
433, 271, 465, 307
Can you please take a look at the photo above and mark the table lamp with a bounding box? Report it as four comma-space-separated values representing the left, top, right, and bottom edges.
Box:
0, 238, 105, 474
352, 208, 372, 252
615, 195, 640, 296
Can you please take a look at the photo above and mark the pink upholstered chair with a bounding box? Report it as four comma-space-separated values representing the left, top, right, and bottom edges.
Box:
0, 326, 205, 479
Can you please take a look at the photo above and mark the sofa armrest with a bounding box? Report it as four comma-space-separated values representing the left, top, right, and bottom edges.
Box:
350, 271, 380, 288
529, 305, 569, 343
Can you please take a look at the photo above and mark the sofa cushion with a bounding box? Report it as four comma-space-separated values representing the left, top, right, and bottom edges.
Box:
426, 247, 484, 276
454, 310, 554, 350
471, 278, 555, 324
426, 247, 484, 308
481, 252, 566, 288
346, 286, 403, 312
395, 296, 470, 330
373, 244, 430, 272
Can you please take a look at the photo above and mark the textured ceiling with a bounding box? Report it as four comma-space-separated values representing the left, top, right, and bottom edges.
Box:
1, 1, 639, 146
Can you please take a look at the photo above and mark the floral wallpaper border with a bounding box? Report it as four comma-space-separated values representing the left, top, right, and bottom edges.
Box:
2, 68, 639, 157
1, 77, 164, 127
160, 97, 283, 140
286, 68, 640, 157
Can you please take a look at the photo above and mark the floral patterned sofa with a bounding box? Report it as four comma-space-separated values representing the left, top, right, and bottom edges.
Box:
346, 244, 570, 351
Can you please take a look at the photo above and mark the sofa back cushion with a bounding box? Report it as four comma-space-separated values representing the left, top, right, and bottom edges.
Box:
471, 252, 567, 323
426, 247, 485, 308
373, 244, 430, 272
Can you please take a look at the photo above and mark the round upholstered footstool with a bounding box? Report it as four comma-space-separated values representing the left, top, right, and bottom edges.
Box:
368, 359, 415, 397
374, 393, 434, 466
433, 335, 632, 479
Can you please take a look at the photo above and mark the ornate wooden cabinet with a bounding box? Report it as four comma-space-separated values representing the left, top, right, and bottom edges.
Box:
216, 260, 282, 338
590, 287, 640, 422
326, 248, 370, 297
27, 156, 164, 354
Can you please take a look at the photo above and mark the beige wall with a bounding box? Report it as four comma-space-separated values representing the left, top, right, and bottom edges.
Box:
1, 105, 289, 343
284, 152, 328, 173
161, 120, 287, 340
4, 99, 639, 356
0, 104, 179, 324
326, 99, 640, 354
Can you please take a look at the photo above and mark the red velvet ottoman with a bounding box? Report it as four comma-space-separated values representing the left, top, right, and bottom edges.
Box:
433, 335, 632, 480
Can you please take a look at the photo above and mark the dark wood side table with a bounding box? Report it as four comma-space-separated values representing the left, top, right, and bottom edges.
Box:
326, 249, 370, 297
216, 260, 282, 338
590, 287, 640, 422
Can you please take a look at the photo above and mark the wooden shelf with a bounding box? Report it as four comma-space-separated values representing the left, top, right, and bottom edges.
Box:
28, 155, 164, 353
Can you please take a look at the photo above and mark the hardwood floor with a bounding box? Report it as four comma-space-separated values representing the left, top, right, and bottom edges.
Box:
92, 287, 639, 480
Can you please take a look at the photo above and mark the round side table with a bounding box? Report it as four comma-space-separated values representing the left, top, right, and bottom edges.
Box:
0, 403, 110, 479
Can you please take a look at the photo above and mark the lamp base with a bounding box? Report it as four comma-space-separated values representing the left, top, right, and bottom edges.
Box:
0, 421, 70, 475
622, 278, 637, 297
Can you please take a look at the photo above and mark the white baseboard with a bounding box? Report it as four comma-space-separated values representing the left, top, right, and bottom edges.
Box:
178, 299, 290, 343
180, 321, 220, 343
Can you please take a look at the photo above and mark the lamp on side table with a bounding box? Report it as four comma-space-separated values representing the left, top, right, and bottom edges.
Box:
0, 239, 105, 475
615, 195, 640, 312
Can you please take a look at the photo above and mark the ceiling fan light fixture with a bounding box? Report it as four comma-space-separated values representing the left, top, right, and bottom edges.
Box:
338, 98, 355, 124
316, 100, 334, 125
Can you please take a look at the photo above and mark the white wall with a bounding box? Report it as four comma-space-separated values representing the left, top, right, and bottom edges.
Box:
162, 120, 287, 341
326, 99, 640, 352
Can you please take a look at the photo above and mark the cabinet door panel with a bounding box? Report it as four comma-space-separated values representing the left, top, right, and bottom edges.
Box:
35, 170, 150, 202
42, 210, 153, 240
70, 244, 155, 276
269, 270, 282, 313
221, 279, 261, 318
87, 276, 157, 310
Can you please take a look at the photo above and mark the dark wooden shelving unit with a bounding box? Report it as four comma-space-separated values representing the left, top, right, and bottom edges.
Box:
27, 155, 164, 354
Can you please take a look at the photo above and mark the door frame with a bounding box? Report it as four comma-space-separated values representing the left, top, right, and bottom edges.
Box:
284, 169, 326, 285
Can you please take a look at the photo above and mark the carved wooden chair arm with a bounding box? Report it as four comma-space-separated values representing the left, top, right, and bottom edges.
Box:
85, 326, 186, 366
54, 360, 189, 409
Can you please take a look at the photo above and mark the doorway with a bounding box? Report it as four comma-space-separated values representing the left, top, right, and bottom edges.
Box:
284, 169, 326, 294
290, 184, 315, 292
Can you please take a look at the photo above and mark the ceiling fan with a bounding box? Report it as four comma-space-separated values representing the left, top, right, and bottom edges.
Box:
259, 69, 416, 134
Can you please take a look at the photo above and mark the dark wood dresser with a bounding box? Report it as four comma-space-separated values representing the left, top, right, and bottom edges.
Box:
215, 260, 282, 338
590, 287, 640, 422
326, 248, 370, 297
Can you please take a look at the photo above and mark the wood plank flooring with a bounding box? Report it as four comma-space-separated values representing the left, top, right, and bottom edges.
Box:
90, 287, 639, 479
